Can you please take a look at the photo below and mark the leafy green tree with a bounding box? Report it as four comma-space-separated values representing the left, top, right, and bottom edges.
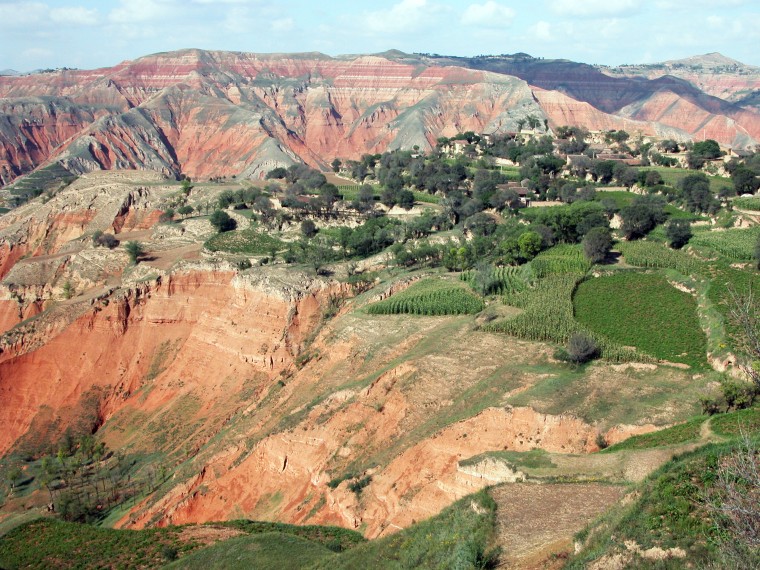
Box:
124, 241, 145, 264
665, 219, 692, 249
687, 139, 721, 169
331, 158, 341, 173
159, 208, 175, 222
209, 210, 236, 233
177, 205, 193, 218
518, 231, 542, 260
583, 227, 613, 262
620, 195, 667, 239
180, 179, 193, 195
733, 166, 760, 195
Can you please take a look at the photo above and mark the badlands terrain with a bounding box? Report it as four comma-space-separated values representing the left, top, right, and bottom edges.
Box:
0, 49, 758, 569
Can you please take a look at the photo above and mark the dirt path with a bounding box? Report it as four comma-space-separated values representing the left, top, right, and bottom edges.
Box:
144, 243, 202, 271
492, 483, 626, 569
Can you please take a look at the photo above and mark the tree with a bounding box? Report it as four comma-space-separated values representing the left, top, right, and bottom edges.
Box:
687, 139, 721, 169
665, 219, 692, 249
159, 208, 175, 223
733, 166, 760, 195
209, 210, 236, 233
583, 227, 613, 262
331, 158, 341, 173
728, 287, 760, 392
180, 179, 193, 195
125, 241, 145, 264
397, 189, 415, 210
177, 205, 193, 219
518, 231, 543, 261
301, 219, 318, 238
620, 195, 667, 239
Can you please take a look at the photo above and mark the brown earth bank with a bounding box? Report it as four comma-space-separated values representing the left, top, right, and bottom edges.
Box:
1, 49, 757, 187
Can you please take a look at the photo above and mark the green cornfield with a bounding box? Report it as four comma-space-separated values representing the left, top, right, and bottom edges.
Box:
732, 196, 760, 211
366, 279, 485, 315
483, 270, 652, 363
460, 265, 533, 295
689, 226, 760, 261
530, 244, 592, 279
617, 240, 706, 276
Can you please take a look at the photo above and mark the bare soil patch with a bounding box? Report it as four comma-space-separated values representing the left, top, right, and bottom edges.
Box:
179, 524, 246, 546
492, 483, 626, 569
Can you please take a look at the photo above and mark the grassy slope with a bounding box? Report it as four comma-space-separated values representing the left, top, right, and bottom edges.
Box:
0, 492, 496, 570
567, 433, 760, 569
165, 533, 335, 570
309, 489, 498, 570
0, 519, 365, 570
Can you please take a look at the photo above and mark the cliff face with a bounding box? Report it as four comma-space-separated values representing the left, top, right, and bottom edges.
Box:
3, 49, 756, 189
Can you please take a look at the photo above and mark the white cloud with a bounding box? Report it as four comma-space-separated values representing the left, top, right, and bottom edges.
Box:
551, 0, 638, 17
272, 18, 294, 32
0, 2, 47, 26
108, 0, 177, 24
462, 2, 515, 28
532, 20, 552, 41
50, 6, 98, 26
22, 47, 53, 60
364, 0, 438, 34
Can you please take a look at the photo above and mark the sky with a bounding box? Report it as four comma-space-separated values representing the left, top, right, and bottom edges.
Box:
1, 0, 759, 72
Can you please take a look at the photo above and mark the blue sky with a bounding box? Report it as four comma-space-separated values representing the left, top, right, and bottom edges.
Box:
1, 0, 759, 71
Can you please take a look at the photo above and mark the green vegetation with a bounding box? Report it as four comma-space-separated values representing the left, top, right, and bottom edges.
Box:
309, 489, 499, 570
711, 406, 760, 437
166, 533, 335, 569
602, 416, 706, 452
617, 240, 705, 276
0, 519, 198, 569
733, 196, 760, 211
460, 264, 533, 295
530, 244, 591, 278
574, 272, 707, 367
568, 439, 760, 569
220, 520, 365, 552
648, 165, 727, 193
459, 448, 555, 470
366, 278, 485, 315
690, 225, 760, 261
124, 241, 145, 264
0, 493, 498, 570
204, 226, 285, 256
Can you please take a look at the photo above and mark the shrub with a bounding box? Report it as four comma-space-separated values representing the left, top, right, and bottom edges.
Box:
582, 227, 613, 263
93, 231, 119, 249
565, 332, 599, 364
209, 210, 237, 233
665, 219, 692, 249
124, 241, 144, 264
301, 219, 318, 238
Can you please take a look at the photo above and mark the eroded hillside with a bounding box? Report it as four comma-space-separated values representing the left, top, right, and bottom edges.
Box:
0, 171, 727, 560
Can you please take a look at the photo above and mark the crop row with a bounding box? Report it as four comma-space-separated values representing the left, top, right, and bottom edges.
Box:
733, 196, 760, 211
530, 244, 592, 279
689, 226, 760, 261
460, 264, 533, 295
617, 240, 706, 276
483, 271, 652, 363
366, 279, 485, 315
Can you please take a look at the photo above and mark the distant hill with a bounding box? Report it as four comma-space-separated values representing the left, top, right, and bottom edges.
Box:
0, 49, 757, 188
